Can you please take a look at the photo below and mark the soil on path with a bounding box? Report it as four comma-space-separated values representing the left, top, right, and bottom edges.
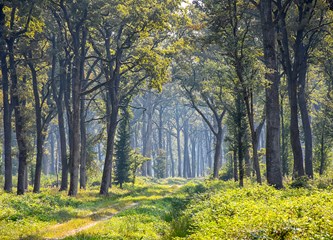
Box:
43, 202, 139, 240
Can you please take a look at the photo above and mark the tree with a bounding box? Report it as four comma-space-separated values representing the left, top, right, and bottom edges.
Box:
86, 0, 182, 195
114, 107, 132, 189
154, 149, 167, 179
57, 0, 89, 196
179, 55, 227, 179
258, 0, 283, 188
0, 3, 12, 192
201, 0, 266, 184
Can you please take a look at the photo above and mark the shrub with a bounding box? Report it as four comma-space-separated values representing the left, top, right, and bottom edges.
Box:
290, 176, 310, 189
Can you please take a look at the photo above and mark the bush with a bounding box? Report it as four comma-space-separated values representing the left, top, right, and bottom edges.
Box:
171, 181, 333, 239
290, 176, 310, 188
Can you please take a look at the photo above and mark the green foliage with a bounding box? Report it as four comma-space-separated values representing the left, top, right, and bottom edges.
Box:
114, 108, 132, 188
154, 149, 167, 179
290, 176, 310, 189
218, 155, 234, 181
170, 180, 333, 239
130, 149, 150, 185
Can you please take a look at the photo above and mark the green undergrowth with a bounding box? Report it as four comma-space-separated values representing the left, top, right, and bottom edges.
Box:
171, 179, 333, 239
4, 176, 333, 240
0, 177, 188, 240
64, 179, 203, 240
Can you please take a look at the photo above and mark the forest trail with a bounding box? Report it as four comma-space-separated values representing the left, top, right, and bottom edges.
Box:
39, 184, 181, 240
43, 202, 139, 240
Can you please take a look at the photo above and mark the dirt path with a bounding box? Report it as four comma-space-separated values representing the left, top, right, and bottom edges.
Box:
44, 202, 139, 240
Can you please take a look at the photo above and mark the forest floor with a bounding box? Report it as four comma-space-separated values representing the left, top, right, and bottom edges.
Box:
2, 176, 333, 239
0, 177, 189, 240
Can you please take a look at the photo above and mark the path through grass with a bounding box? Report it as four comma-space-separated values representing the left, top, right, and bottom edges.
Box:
0, 178, 187, 240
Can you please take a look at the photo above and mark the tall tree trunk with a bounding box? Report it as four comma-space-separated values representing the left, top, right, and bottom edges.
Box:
183, 119, 191, 178
29, 59, 44, 193
1, 4, 13, 193
168, 130, 175, 177
1, 4, 12, 192
289, 75, 304, 178
196, 138, 201, 177
158, 106, 164, 150
205, 130, 213, 169
100, 94, 119, 195
80, 28, 88, 189
260, 0, 283, 188
233, 149, 238, 181
146, 97, 153, 176
8, 39, 28, 195
280, 95, 289, 176
191, 136, 196, 178
319, 130, 325, 175
298, 49, 313, 178
68, 36, 82, 196
50, 130, 56, 176
236, 96, 244, 187
51, 35, 69, 191
201, 140, 205, 177
80, 99, 87, 189
176, 113, 182, 177
141, 112, 147, 176
245, 147, 251, 178
58, 64, 68, 191
213, 128, 223, 178
100, 38, 122, 194
276, 0, 308, 179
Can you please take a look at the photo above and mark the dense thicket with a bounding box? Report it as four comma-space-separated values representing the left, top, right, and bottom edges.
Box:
0, 0, 333, 195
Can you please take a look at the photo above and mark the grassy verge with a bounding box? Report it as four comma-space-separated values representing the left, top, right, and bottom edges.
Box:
0, 177, 188, 240
170, 179, 333, 239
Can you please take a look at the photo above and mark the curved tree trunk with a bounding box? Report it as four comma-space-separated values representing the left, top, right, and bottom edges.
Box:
100, 98, 119, 195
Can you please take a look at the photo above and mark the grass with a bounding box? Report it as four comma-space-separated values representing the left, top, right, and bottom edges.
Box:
0, 177, 189, 240
171, 179, 333, 239
4, 176, 333, 239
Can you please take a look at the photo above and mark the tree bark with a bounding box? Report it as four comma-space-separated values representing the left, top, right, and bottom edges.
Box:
233, 149, 238, 181
298, 48, 313, 178
100, 34, 122, 194
8, 37, 28, 195
175, 107, 182, 177
280, 95, 289, 176
191, 136, 196, 178
213, 128, 223, 179
29, 58, 45, 193
80, 98, 87, 189
100, 99, 119, 194
276, 0, 311, 179
80, 27, 88, 189
68, 35, 82, 196
260, 0, 283, 188
145, 95, 153, 176
1, 4, 12, 192
167, 129, 175, 177
319, 130, 325, 175
183, 119, 191, 178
